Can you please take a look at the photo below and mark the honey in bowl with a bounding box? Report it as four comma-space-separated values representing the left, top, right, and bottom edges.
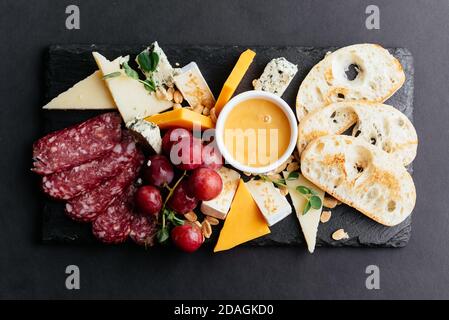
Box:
223, 98, 291, 168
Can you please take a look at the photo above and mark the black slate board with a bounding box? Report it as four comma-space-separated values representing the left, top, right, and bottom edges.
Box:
41, 45, 414, 248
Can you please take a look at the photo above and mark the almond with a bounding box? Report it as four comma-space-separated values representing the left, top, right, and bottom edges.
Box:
279, 186, 289, 196
286, 161, 300, 172
332, 228, 349, 241
202, 220, 212, 238
193, 220, 202, 229
323, 196, 338, 209
166, 87, 175, 101
155, 88, 166, 100
320, 210, 331, 223
173, 90, 183, 104
206, 216, 219, 226
184, 211, 197, 222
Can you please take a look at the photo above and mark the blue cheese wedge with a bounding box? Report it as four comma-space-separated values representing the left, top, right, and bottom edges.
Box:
137, 41, 176, 87
252, 57, 298, 96
126, 119, 162, 154
92, 52, 173, 123
200, 167, 240, 220
245, 179, 292, 226
173, 62, 216, 109
283, 172, 324, 253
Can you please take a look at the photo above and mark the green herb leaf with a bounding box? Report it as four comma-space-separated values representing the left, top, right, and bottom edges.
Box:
287, 172, 299, 180
303, 201, 311, 215
172, 215, 185, 226
102, 71, 121, 80
309, 195, 322, 209
137, 51, 153, 73
122, 61, 139, 80
296, 185, 311, 195
143, 79, 156, 92
150, 51, 159, 71
156, 227, 169, 243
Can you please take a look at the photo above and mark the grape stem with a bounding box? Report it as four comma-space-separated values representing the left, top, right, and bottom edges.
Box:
161, 170, 187, 229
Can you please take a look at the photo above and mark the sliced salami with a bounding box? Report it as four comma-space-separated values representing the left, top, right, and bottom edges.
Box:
42, 133, 138, 200
129, 215, 158, 247
92, 190, 134, 244
65, 146, 144, 222
32, 112, 122, 175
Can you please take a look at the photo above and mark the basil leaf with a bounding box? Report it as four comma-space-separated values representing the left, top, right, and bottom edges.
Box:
122, 61, 139, 80
102, 71, 121, 80
137, 51, 153, 73
296, 186, 311, 195
157, 227, 170, 243
150, 51, 159, 71
309, 195, 322, 209
303, 201, 311, 215
287, 172, 299, 180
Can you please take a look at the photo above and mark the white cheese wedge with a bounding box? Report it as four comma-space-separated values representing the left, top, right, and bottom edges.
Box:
126, 119, 162, 154
174, 62, 216, 109
253, 57, 298, 96
137, 41, 175, 87
200, 167, 240, 220
283, 172, 324, 253
43, 71, 117, 110
92, 52, 173, 123
245, 179, 292, 226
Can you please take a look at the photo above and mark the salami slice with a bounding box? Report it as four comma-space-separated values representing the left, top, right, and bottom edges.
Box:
32, 112, 122, 175
92, 191, 134, 244
42, 133, 138, 200
65, 146, 144, 222
129, 215, 158, 247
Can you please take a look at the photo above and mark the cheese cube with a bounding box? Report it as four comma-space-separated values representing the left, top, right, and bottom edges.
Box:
201, 167, 240, 220
126, 119, 162, 154
93, 52, 173, 123
245, 179, 292, 226
253, 57, 298, 96
283, 172, 324, 253
174, 62, 215, 109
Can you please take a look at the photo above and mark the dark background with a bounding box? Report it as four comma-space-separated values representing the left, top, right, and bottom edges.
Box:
0, 0, 448, 299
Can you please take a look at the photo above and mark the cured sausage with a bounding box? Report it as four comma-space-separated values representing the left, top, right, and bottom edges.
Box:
32, 112, 122, 175
129, 215, 158, 246
65, 147, 144, 222
42, 133, 138, 200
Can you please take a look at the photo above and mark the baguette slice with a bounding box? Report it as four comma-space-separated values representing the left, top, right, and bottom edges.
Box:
301, 135, 416, 226
296, 44, 405, 121
297, 101, 418, 165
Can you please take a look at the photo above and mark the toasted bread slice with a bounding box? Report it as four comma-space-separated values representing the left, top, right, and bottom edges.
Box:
296, 44, 405, 121
297, 101, 418, 165
301, 135, 416, 226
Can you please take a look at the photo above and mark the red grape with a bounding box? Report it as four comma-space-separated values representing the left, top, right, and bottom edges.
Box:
188, 167, 223, 201
201, 142, 223, 170
170, 136, 203, 170
143, 155, 174, 187
135, 186, 162, 217
171, 222, 203, 253
168, 180, 198, 214
162, 128, 192, 155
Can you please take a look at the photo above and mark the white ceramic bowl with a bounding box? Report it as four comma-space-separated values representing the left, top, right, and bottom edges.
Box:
215, 90, 298, 174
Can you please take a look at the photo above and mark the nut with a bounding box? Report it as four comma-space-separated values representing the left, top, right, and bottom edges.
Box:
210, 107, 217, 123
323, 196, 339, 209
206, 216, 219, 226
202, 107, 210, 116
173, 90, 184, 104
193, 221, 202, 229
279, 185, 289, 196
155, 88, 166, 100
166, 87, 175, 101
332, 228, 349, 241
320, 210, 331, 223
243, 171, 252, 177
201, 219, 212, 238
267, 173, 282, 181
286, 161, 300, 172
173, 103, 183, 110
252, 79, 258, 87
193, 104, 204, 114
184, 211, 197, 222
293, 150, 301, 162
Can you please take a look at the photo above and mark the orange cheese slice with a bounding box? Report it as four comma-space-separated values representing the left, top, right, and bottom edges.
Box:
214, 49, 256, 114
214, 179, 270, 252
145, 108, 214, 130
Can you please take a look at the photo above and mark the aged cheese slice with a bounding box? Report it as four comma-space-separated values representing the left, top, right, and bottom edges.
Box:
201, 167, 240, 220
214, 179, 270, 252
214, 49, 256, 114
283, 172, 324, 253
145, 108, 214, 130
43, 71, 117, 110
92, 52, 173, 123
